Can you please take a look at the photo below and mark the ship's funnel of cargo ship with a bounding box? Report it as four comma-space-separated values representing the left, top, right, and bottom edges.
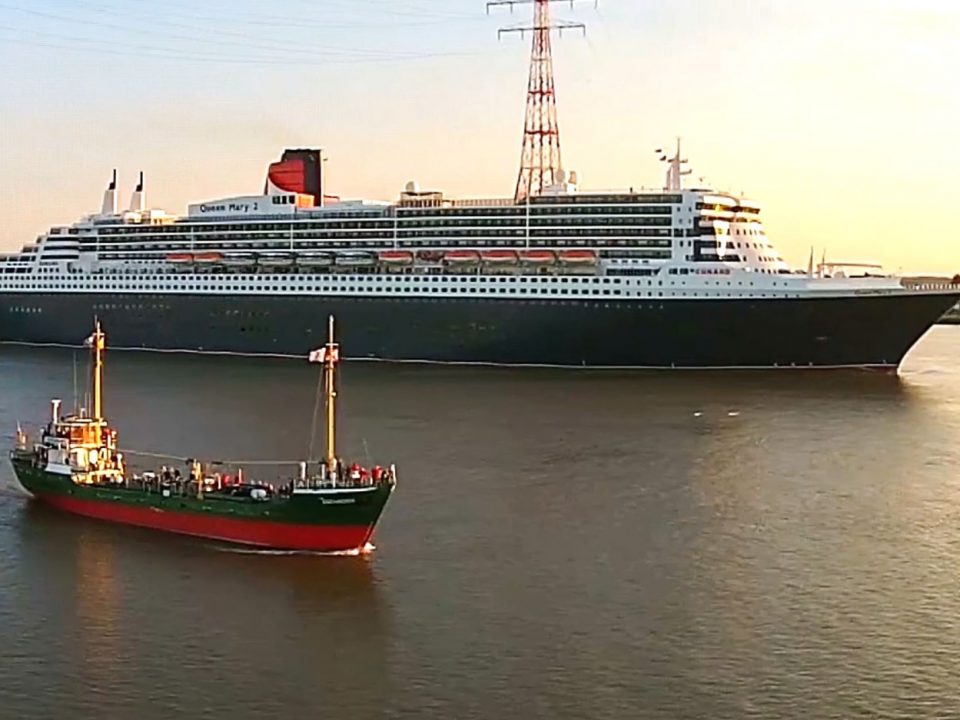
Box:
265, 149, 327, 207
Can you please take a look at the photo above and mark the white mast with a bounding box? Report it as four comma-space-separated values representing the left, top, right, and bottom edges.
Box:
658, 138, 692, 191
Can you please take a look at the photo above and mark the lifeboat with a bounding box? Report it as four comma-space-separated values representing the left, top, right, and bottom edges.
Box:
379, 251, 415, 266
166, 253, 194, 264
194, 252, 223, 264
444, 251, 481, 265
222, 254, 255, 268
297, 252, 333, 268
558, 250, 598, 266
335, 252, 376, 267
481, 250, 519, 265
519, 250, 556, 266
416, 250, 444, 263
258, 254, 294, 268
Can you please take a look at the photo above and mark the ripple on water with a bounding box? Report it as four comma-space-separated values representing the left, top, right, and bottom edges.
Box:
2, 328, 960, 718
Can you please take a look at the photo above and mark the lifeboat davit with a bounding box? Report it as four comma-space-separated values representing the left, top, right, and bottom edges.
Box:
258, 254, 294, 268
379, 251, 415, 266
444, 251, 481, 265
194, 252, 222, 264
222, 254, 255, 268
335, 252, 376, 267
520, 250, 556, 266
297, 252, 333, 268
166, 253, 194, 264
559, 250, 598, 265
481, 250, 519, 265
416, 250, 444, 263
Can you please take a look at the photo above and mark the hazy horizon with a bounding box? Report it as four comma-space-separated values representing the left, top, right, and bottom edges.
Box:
1, 0, 957, 274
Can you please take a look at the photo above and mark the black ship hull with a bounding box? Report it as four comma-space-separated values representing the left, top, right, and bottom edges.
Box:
1, 291, 957, 369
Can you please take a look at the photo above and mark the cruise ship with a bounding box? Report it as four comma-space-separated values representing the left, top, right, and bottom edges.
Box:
0, 148, 956, 369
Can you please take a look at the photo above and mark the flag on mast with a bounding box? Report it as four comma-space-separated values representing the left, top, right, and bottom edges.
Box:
308, 347, 340, 364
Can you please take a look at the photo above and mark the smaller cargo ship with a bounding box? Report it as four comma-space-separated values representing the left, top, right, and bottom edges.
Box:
8, 318, 396, 553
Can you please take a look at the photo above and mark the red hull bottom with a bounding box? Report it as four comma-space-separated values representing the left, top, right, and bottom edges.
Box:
37, 493, 376, 552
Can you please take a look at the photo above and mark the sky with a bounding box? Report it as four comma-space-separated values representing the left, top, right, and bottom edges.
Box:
0, 0, 958, 274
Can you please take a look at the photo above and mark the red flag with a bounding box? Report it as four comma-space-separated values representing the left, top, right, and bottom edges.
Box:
308, 347, 340, 363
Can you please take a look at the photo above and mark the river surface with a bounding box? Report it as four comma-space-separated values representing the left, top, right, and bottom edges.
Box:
2, 327, 960, 719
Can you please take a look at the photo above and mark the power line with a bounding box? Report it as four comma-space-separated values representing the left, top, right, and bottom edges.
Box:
0, 1, 453, 60
121, 448, 322, 467
0, 30, 475, 66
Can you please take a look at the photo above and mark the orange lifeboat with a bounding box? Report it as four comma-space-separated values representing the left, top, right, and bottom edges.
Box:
481, 250, 519, 265
519, 250, 556, 266
444, 251, 481, 265
166, 253, 194, 264
416, 250, 445, 263
559, 250, 598, 265
379, 251, 415, 266
194, 252, 223, 264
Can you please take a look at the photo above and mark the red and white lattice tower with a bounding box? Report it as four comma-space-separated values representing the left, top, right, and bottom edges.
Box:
488, 0, 589, 202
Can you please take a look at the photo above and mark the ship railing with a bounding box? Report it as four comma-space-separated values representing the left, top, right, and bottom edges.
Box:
295, 477, 381, 491
901, 281, 960, 292
295, 466, 395, 492
449, 197, 516, 208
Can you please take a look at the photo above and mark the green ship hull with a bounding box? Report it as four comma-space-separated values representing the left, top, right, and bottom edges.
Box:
10, 453, 394, 552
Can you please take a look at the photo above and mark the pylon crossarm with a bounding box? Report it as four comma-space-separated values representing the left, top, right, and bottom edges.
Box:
498, 21, 586, 39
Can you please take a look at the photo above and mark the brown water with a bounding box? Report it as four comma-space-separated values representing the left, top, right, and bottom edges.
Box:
2, 327, 960, 719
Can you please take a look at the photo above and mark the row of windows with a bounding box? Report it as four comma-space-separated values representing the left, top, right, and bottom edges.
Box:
94, 218, 677, 243
608, 268, 659, 277
100, 223, 393, 236
398, 209, 675, 222
93, 205, 683, 237
532, 194, 681, 205
5, 270, 764, 288
3, 283, 803, 300
5, 273, 630, 289
693, 254, 744, 263
399, 216, 675, 228
100, 239, 398, 251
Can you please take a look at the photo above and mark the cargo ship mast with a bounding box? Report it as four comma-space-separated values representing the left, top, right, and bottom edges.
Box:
90, 320, 106, 444
323, 316, 339, 474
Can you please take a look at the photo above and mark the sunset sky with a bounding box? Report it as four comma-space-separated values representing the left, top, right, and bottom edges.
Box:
0, 0, 957, 273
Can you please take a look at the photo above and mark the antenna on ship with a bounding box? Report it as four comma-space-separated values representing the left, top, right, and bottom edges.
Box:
487, 0, 593, 202
656, 138, 692, 191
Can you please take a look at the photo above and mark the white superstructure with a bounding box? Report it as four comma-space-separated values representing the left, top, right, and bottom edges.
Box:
0, 159, 936, 305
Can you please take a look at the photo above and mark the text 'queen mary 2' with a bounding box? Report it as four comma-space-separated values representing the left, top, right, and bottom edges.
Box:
0, 148, 957, 370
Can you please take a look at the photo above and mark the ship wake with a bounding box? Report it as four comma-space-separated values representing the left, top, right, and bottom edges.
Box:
211, 542, 376, 557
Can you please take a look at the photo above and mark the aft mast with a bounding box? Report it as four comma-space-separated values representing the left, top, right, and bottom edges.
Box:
658, 137, 692, 191
323, 316, 340, 474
